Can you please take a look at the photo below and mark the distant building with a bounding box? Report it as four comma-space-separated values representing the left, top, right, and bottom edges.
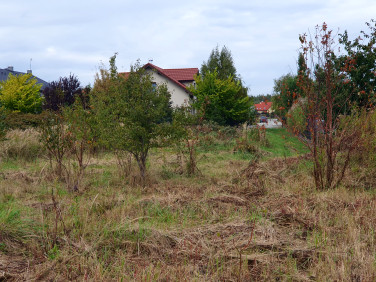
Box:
255, 101, 273, 115
0, 66, 49, 90
120, 63, 198, 107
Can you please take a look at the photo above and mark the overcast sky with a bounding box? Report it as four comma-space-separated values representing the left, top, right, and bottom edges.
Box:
1, 0, 375, 95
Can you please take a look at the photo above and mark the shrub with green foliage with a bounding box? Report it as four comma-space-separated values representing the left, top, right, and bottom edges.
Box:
62, 98, 97, 190
201, 45, 249, 99
39, 112, 72, 179
336, 20, 376, 110
4, 111, 50, 130
272, 74, 301, 117
0, 73, 43, 113
91, 55, 178, 183
189, 70, 253, 126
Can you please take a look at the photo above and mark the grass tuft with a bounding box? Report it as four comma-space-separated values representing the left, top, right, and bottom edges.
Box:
0, 128, 44, 161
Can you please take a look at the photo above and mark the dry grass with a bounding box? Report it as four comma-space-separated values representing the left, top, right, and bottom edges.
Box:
0, 129, 375, 281
0, 128, 44, 161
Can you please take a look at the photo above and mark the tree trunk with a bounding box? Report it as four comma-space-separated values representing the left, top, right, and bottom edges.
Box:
134, 151, 148, 186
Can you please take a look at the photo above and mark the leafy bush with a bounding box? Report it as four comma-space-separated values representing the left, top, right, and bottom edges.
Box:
189, 70, 252, 126
0, 73, 43, 113
43, 74, 86, 111
91, 56, 178, 183
39, 112, 72, 178
5, 111, 50, 129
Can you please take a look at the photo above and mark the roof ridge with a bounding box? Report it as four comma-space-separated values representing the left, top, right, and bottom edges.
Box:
119, 63, 198, 92
144, 63, 189, 91
163, 67, 199, 70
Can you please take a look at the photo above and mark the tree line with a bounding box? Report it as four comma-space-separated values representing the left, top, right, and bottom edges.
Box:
1, 19, 375, 190
0, 45, 254, 125
272, 20, 376, 118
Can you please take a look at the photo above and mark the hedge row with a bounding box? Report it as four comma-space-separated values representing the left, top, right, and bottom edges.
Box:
4, 111, 51, 130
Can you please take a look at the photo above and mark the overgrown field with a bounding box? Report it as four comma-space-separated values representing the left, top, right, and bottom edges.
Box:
0, 127, 375, 281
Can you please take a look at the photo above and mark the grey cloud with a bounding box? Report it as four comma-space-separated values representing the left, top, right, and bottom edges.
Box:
0, 0, 374, 94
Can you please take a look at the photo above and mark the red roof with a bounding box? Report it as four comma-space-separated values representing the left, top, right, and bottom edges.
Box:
119, 63, 198, 92
255, 101, 272, 111
163, 68, 199, 82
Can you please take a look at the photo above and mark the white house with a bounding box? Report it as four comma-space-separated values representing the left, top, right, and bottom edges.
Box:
121, 63, 199, 107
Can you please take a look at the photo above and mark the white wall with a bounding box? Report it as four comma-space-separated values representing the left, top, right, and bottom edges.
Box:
146, 69, 191, 107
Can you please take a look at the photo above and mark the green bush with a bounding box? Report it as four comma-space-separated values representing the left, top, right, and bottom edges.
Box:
0, 73, 43, 113
5, 111, 50, 130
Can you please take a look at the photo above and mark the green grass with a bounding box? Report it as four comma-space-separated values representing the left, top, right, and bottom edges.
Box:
0, 160, 21, 170
0, 200, 38, 243
261, 128, 308, 158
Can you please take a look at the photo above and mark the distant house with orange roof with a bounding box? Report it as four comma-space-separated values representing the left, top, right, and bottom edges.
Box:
255, 101, 273, 115
120, 63, 198, 107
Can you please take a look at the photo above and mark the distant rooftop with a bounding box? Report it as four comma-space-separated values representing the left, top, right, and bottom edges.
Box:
120, 63, 199, 91
255, 101, 272, 112
0, 66, 49, 90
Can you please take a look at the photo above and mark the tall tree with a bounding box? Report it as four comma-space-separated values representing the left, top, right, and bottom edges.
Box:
271, 52, 308, 117
336, 19, 376, 109
43, 74, 83, 111
201, 45, 249, 102
201, 45, 237, 80
272, 74, 300, 117
0, 73, 43, 113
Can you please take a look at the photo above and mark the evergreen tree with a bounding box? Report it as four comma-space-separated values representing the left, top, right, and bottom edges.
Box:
201, 45, 237, 80
201, 45, 249, 101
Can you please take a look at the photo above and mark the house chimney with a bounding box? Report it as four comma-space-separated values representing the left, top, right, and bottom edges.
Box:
27, 70, 32, 74
6, 66, 13, 71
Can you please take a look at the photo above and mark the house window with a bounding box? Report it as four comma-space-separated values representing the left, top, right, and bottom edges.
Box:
152, 82, 157, 90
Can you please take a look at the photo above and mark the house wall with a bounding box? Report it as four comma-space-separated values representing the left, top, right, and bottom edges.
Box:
182, 81, 195, 87
146, 69, 191, 107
